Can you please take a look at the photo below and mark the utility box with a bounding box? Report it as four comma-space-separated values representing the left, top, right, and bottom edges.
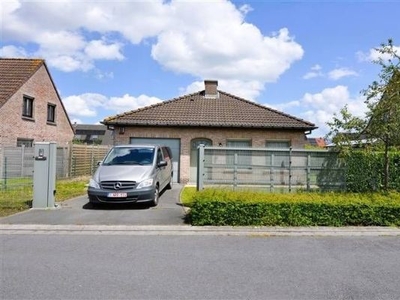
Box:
33, 142, 57, 208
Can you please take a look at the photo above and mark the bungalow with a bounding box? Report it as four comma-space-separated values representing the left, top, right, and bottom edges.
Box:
102, 80, 317, 183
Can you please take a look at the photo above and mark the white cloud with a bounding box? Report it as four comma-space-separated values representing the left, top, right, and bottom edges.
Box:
328, 68, 358, 80
62, 93, 107, 117
274, 85, 367, 137
62, 92, 162, 122
106, 94, 162, 114
183, 79, 263, 100
2, 0, 303, 96
84, 39, 124, 61
0, 45, 27, 58
303, 64, 323, 80
357, 45, 400, 62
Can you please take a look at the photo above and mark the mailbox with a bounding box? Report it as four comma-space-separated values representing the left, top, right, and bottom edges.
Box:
33, 142, 57, 208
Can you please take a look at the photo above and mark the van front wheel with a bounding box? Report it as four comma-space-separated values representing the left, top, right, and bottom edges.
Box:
150, 185, 159, 207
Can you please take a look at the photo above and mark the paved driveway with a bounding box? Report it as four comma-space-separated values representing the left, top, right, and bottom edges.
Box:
0, 184, 187, 225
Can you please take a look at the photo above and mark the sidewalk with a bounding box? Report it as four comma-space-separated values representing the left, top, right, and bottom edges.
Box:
1, 224, 400, 236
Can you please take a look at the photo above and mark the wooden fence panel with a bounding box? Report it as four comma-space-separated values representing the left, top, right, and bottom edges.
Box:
70, 144, 110, 177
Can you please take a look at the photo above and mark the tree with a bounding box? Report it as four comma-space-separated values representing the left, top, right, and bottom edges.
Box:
326, 39, 400, 191
363, 39, 400, 190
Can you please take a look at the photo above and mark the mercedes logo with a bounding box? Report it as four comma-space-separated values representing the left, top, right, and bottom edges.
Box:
114, 182, 122, 190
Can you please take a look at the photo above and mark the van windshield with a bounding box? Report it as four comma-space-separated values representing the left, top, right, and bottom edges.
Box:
103, 147, 155, 166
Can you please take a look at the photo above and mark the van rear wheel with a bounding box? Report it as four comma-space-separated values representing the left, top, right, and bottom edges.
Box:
150, 185, 159, 207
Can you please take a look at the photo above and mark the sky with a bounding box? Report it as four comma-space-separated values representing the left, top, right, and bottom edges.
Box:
1, 0, 399, 138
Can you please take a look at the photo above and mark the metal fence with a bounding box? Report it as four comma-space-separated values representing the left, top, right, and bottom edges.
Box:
197, 145, 346, 192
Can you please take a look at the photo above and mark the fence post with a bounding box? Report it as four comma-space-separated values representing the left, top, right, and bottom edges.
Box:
270, 153, 274, 192
3, 157, 7, 190
197, 144, 205, 191
21, 145, 25, 177
306, 153, 311, 191
288, 147, 292, 192
233, 152, 238, 190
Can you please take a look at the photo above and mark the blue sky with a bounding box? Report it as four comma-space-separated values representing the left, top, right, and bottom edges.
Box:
1, 0, 399, 138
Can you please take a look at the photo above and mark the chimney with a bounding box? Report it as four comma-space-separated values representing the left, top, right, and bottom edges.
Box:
204, 80, 218, 98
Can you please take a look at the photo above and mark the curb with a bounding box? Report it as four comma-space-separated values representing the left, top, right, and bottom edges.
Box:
1, 224, 400, 236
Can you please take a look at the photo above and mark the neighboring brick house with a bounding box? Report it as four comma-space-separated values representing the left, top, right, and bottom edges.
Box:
0, 58, 74, 147
102, 80, 317, 183
73, 124, 113, 145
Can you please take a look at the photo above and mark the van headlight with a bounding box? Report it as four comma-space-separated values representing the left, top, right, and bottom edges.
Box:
137, 178, 153, 189
89, 179, 100, 189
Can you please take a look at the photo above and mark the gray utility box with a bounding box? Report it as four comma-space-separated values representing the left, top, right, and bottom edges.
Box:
33, 142, 57, 208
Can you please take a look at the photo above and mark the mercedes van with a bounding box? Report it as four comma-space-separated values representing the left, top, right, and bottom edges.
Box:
87, 145, 173, 207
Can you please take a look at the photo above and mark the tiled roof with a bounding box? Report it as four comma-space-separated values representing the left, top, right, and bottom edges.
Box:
0, 58, 44, 109
103, 90, 317, 130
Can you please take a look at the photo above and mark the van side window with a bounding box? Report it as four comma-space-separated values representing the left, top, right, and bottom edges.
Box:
162, 147, 172, 160
157, 149, 163, 164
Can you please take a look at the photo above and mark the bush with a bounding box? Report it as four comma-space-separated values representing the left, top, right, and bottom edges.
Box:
186, 188, 400, 226
344, 151, 400, 192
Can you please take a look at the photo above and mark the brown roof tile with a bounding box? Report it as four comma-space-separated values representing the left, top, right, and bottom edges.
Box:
0, 58, 44, 109
103, 89, 317, 130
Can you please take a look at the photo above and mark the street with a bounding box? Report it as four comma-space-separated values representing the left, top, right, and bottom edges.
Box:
1, 233, 400, 300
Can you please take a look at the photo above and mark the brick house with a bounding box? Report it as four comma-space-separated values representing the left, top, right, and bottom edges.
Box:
0, 58, 74, 147
102, 80, 317, 183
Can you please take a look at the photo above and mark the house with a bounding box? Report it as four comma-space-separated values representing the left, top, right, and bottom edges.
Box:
307, 137, 327, 148
73, 124, 113, 145
0, 58, 74, 147
102, 80, 317, 183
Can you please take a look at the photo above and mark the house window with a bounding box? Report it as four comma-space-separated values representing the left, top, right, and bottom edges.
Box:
47, 104, 56, 123
17, 138, 33, 147
266, 140, 291, 149
226, 139, 252, 167
22, 96, 34, 118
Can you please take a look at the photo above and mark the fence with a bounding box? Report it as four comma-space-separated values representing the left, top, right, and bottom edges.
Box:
69, 144, 110, 177
0, 144, 110, 190
197, 145, 346, 192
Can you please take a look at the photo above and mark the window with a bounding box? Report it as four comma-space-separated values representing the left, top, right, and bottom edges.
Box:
47, 104, 56, 123
266, 140, 291, 149
22, 96, 34, 118
226, 139, 251, 167
17, 138, 33, 147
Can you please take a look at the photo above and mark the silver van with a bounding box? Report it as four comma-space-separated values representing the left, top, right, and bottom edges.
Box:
87, 145, 173, 207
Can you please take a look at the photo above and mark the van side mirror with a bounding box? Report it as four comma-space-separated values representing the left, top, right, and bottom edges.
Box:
97, 161, 102, 166
158, 160, 167, 168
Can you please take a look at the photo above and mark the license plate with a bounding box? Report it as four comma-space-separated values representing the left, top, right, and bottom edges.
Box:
107, 192, 127, 198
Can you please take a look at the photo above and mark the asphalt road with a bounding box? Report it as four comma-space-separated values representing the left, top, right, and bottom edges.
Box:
0, 184, 186, 225
1, 233, 400, 300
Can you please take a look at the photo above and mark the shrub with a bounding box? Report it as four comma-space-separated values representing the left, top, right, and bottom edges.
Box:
186, 188, 400, 226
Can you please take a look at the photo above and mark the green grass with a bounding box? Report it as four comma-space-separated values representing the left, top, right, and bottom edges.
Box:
0, 176, 90, 217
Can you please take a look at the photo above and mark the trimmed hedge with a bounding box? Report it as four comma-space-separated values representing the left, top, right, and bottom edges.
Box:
186, 189, 400, 226
344, 151, 400, 192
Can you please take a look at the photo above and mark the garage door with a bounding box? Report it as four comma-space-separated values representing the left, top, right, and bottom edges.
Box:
130, 138, 180, 183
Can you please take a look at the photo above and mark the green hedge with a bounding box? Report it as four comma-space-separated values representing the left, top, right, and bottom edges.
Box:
344, 151, 400, 192
186, 189, 400, 226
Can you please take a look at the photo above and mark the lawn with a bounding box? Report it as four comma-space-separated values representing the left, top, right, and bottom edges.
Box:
0, 176, 89, 217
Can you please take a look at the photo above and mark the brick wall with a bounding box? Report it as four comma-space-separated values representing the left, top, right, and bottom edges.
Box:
112, 125, 308, 183
0, 65, 74, 147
